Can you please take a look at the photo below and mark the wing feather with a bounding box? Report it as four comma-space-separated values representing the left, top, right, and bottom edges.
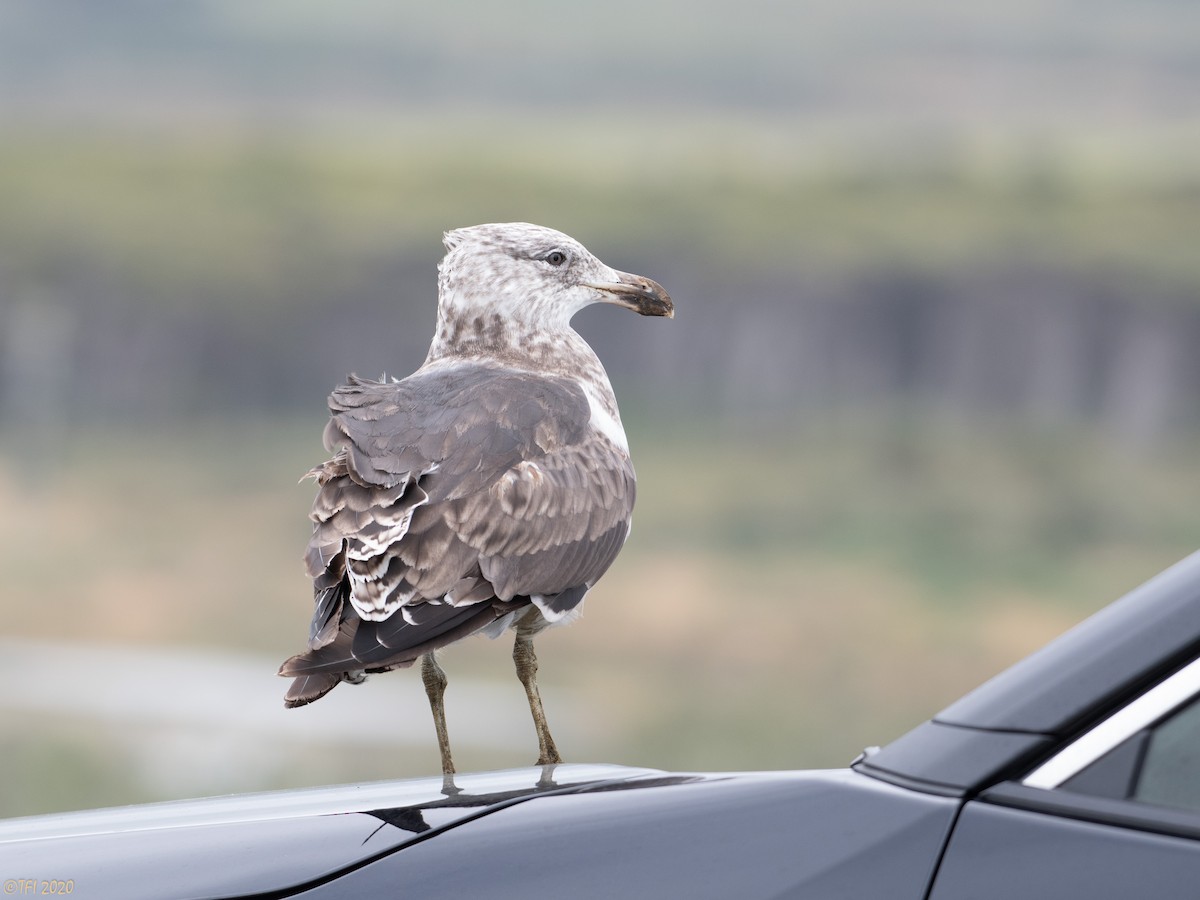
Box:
283, 362, 636, 688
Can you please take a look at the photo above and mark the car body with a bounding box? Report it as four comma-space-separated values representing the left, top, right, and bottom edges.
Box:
4, 551, 1200, 898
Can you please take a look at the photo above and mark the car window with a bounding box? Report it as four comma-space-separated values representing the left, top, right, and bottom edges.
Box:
1135, 696, 1200, 813
1023, 655, 1200, 801
1056, 693, 1200, 816
1057, 731, 1148, 801
993, 657, 1200, 844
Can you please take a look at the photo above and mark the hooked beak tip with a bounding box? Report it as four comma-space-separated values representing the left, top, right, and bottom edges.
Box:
587, 272, 674, 319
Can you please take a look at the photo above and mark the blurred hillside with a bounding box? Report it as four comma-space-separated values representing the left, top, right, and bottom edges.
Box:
1, 0, 1199, 815
2, 130, 1200, 443
1, 1, 1199, 441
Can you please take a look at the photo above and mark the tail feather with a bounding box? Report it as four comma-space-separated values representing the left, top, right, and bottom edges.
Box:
279, 615, 361, 677
354, 599, 526, 670
283, 672, 343, 708
278, 596, 530, 707
355, 601, 487, 659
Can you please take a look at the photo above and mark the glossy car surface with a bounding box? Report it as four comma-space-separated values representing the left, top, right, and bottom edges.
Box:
4, 551, 1200, 899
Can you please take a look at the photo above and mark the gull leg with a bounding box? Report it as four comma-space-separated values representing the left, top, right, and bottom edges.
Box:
513, 633, 562, 766
421, 652, 456, 777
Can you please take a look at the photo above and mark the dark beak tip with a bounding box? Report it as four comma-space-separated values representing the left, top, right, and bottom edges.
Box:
589, 274, 674, 319
643, 297, 674, 319
634, 278, 673, 319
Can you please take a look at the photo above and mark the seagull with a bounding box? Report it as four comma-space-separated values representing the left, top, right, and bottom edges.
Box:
278, 222, 673, 775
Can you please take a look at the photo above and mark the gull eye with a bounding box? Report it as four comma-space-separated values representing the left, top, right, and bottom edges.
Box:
544, 250, 568, 267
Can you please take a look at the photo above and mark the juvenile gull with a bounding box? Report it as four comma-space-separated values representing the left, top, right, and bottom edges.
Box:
279, 223, 673, 775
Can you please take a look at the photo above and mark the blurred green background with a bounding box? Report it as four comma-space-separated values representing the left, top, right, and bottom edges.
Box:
2, 0, 1200, 816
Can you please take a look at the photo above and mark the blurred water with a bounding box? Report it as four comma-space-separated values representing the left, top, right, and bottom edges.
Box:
0, 639, 583, 803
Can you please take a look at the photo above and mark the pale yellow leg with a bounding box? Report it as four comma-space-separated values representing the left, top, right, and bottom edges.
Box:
513, 634, 563, 766
421, 652, 455, 777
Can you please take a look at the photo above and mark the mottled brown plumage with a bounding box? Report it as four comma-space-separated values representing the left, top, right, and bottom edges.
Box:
278, 223, 672, 774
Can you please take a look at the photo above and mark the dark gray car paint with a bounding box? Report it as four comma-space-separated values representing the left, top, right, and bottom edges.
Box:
855, 720, 1054, 795
928, 799, 1200, 900
294, 770, 958, 900
0, 766, 662, 900
0, 768, 958, 900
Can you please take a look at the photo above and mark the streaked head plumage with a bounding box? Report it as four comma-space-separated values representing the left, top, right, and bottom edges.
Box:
435, 223, 673, 336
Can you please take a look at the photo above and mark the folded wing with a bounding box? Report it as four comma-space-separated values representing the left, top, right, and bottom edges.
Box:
279, 363, 635, 704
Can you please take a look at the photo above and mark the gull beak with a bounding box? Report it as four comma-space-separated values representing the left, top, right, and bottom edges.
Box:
585, 270, 674, 318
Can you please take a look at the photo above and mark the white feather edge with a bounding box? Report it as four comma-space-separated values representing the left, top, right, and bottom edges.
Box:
579, 381, 629, 453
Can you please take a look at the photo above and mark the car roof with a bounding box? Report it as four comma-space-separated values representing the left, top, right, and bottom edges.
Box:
858, 550, 1200, 795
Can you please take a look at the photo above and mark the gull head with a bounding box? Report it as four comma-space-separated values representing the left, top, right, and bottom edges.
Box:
436, 223, 674, 337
